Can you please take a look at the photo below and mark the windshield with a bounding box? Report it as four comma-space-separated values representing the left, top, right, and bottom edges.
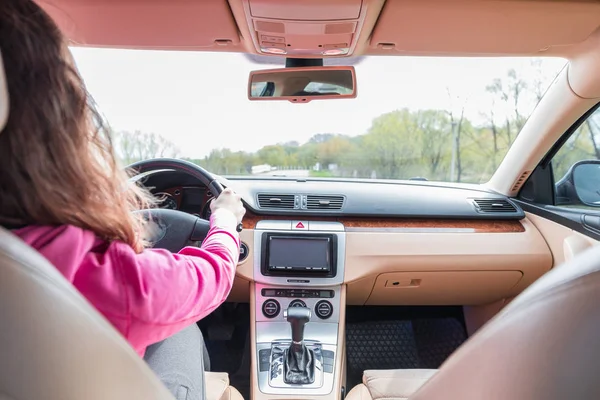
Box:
71, 49, 565, 183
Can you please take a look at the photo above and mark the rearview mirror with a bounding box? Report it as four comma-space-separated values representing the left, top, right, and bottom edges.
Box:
556, 160, 600, 207
248, 66, 356, 103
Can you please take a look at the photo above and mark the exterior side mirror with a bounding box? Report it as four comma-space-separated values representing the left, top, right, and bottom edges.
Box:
556, 160, 600, 207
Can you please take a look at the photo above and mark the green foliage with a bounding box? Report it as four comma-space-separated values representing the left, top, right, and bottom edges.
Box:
184, 65, 555, 183
111, 63, 600, 184
310, 170, 335, 178
189, 148, 255, 175
553, 118, 600, 182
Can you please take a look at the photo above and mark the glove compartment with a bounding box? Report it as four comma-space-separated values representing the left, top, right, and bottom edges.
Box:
364, 270, 523, 305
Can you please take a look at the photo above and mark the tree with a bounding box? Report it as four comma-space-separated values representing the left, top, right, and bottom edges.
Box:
586, 118, 600, 159
485, 68, 528, 146
111, 130, 179, 165
530, 58, 547, 104
149, 60, 562, 184
308, 133, 336, 144
296, 143, 319, 169
416, 109, 452, 180
189, 149, 255, 175
445, 89, 468, 182
280, 141, 301, 166
362, 109, 423, 179
317, 135, 354, 167
476, 98, 500, 171
506, 68, 528, 134
257, 145, 288, 167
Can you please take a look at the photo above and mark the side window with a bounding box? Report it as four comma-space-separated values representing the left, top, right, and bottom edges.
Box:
250, 82, 268, 97
552, 107, 600, 209
250, 82, 275, 97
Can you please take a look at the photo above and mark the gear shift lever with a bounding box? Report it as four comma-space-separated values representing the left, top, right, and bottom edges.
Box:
282, 306, 315, 384
285, 307, 311, 348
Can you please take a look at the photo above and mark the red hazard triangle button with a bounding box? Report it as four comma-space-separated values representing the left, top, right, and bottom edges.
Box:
293, 221, 308, 230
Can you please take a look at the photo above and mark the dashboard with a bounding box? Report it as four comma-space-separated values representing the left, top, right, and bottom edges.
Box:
155, 185, 215, 220
149, 173, 529, 222
141, 169, 557, 400
143, 170, 553, 307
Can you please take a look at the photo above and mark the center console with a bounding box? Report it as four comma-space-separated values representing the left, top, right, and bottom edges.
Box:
253, 220, 345, 396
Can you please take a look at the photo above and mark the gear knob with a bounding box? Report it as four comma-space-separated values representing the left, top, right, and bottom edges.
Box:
284, 307, 311, 344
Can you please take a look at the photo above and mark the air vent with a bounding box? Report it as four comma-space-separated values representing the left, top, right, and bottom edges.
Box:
472, 199, 517, 213
511, 170, 532, 192
257, 194, 297, 209
306, 195, 344, 210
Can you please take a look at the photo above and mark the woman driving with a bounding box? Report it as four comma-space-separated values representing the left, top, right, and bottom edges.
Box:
0, 1, 244, 399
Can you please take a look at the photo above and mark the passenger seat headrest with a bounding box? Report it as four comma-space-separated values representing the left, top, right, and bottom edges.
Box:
0, 50, 8, 132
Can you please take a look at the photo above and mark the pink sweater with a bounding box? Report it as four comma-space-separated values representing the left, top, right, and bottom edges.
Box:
14, 209, 240, 357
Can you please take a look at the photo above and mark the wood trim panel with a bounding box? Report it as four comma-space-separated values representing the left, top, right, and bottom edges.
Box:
242, 211, 525, 233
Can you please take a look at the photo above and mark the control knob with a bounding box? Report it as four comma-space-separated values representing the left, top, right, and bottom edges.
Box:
289, 299, 307, 308
315, 300, 333, 319
262, 299, 281, 318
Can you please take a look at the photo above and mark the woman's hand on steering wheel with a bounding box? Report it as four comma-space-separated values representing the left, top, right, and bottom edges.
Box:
126, 158, 245, 252
211, 188, 246, 224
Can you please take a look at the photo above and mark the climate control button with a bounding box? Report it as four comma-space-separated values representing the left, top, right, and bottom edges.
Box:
289, 299, 307, 308
315, 300, 333, 319
262, 299, 281, 318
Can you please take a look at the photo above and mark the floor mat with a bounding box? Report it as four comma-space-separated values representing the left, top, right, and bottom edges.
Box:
199, 303, 251, 400
345, 316, 466, 390
346, 320, 420, 390
229, 330, 251, 400
413, 318, 467, 369
204, 339, 245, 373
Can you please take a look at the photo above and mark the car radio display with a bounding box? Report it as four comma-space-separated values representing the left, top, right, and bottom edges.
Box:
267, 236, 331, 272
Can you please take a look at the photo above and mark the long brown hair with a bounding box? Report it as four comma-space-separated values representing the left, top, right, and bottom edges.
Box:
0, 0, 154, 252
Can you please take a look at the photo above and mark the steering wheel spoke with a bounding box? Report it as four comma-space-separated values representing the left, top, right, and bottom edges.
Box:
191, 218, 211, 242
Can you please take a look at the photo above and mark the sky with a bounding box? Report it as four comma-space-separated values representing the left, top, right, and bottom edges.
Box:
70, 47, 567, 159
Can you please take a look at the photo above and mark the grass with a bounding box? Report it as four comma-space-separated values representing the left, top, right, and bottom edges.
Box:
309, 170, 335, 177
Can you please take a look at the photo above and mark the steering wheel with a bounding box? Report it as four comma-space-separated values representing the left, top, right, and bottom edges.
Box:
126, 158, 242, 252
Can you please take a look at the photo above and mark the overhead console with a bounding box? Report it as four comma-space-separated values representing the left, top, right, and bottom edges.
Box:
240, 0, 369, 57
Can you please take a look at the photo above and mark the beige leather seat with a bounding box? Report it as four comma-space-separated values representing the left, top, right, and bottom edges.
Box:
347, 370, 437, 400
205, 372, 244, 400
346, 243, 600, 400
0, 227, 243, 400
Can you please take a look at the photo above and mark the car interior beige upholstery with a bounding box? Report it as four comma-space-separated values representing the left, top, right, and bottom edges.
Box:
346, 370, 437, 400
0, 226, 243, 400
41, 0, 600, 57
346, 242, 600, 400
526, 212, 597, 266
205, 372, 244, 400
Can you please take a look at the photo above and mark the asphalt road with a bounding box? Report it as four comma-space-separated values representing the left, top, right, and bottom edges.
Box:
255, 169, 310, 177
